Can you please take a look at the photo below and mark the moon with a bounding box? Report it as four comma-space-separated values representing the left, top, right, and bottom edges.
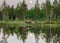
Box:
30, 1, 32, 3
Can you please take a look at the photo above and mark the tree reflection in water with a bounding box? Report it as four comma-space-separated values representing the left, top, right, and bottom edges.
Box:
0, 24, 60, 43
16, 27, 28, 43
29, 24, 41, 43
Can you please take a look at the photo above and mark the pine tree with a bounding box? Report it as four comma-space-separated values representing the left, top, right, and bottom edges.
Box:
45, 0, 52, 21
2, 0, 9, 21
20, 0, 28, 20
34, 0, 40, 20
15, 3, 20, 20
53, 0, 58, 20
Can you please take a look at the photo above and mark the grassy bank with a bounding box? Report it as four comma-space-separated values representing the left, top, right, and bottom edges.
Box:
0, 20, 60, 24
0, 21, 60, 27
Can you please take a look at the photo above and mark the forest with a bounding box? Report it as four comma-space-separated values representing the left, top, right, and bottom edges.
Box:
0, 0, 60, 22
0, 0, 60, 43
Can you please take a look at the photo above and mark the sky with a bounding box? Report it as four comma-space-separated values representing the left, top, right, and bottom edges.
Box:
0, 0, 54, 9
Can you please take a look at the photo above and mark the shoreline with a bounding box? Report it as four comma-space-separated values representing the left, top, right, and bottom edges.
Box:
0, 21, 60, 27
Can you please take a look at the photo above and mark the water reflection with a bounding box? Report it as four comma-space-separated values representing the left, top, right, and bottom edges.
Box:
0, 24, 60, 43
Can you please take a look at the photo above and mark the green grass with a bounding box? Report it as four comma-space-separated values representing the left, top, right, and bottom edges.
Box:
0, 20, 60, 27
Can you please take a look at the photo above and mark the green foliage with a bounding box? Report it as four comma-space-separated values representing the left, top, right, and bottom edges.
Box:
0, 0, 60, 21
20, 0, 28, 20
45, 0, 52, 21
0, 11, 2, 20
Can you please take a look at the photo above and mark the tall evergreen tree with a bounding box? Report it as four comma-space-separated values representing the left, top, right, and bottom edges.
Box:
20, 0, 28, 20
15, 3, 20, 20
2, 0, 9, 21
45, 0, 52, 21
34, 0, 40, 20
53, 0, 58, 20
15, 2, 23, 20
9, 6, 15, 20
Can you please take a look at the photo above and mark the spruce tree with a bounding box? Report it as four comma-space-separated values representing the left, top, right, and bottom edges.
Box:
20, 0, 28, 20
34, 0, 40, 20
2, 0, 9, 21
53, 0, 58, 20
45, 0, 52, 21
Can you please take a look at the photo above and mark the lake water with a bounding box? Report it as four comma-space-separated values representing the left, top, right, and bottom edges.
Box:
0, 24, 60, 43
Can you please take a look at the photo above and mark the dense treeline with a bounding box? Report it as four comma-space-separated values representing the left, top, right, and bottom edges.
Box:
0, 0, 60, 21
